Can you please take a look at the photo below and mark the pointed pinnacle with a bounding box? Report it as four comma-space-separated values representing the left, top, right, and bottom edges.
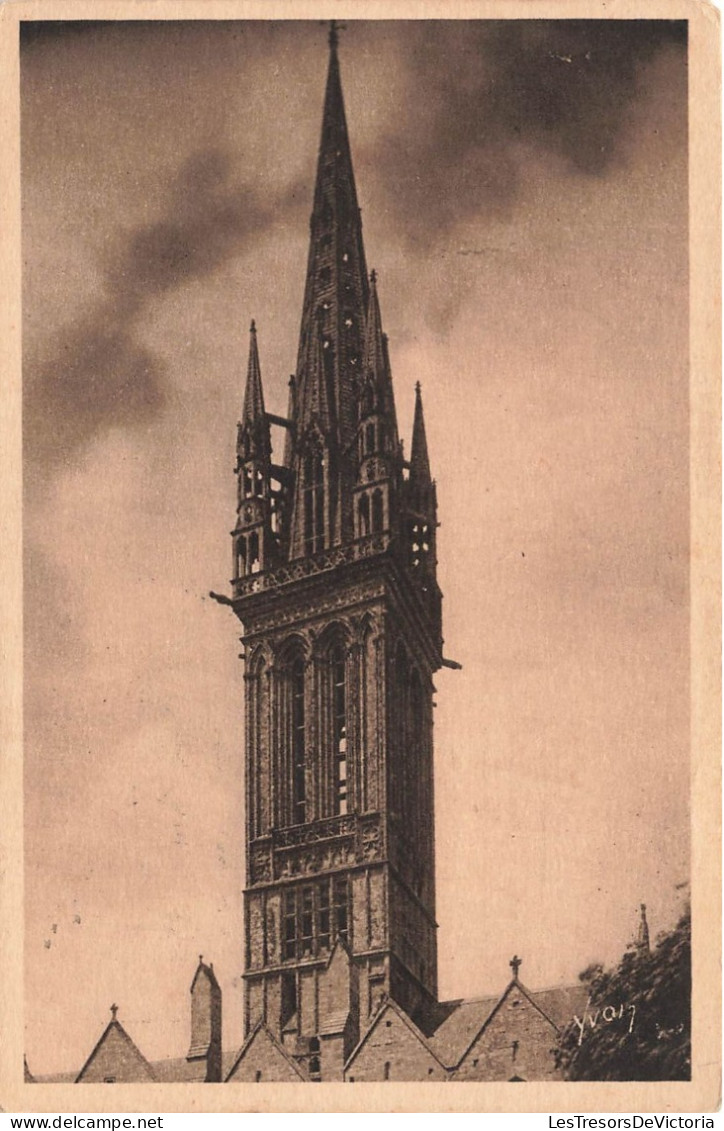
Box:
410, 382, 431, 484
242, 321, 265, 422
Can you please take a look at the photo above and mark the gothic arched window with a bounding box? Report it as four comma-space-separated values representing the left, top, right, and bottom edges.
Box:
330, 643, 347, 816
291, 656, 306, 824
303, 449, 325, 555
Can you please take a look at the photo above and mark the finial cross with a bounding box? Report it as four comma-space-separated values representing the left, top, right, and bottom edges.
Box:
110, 1003, 118, 1020
510, 955, 522, 979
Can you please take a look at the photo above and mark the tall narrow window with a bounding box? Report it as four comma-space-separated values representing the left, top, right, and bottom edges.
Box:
249, 530, 260, 574
300, 887, 314, 955
303, 450, 325, 555
371, 489, 384, 533
281, 971, 297, 1024
235, 538, 246, 579
332, 875, 349, 944
283, 891, 297, 960
410, 669, 424, 883
331, 645, 347, 815
292, 657, 306, 824
358, 494, 370, 536
317, 882, 330, 950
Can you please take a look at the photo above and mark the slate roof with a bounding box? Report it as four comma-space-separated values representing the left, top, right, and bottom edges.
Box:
35, 1049, 239, 1085
426, 981, 590, 1070
428, 996, 500, 1066
530, 984, 589, 1030
33, 1070, 79, 1084
150, 1050, 238, 1083
318, 1009, 350, 1036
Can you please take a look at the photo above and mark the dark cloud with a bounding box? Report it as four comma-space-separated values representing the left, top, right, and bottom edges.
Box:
373, 20, 687, 243
24, 148, 296, 476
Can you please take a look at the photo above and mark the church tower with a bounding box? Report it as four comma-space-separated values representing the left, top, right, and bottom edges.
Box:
225, 26, 446, 1072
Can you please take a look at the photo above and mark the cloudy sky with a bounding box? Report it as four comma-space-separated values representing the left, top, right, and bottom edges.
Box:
22, 18, 689, 1075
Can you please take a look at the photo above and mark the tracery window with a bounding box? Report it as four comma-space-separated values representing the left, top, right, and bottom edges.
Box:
280, 877, 349, 960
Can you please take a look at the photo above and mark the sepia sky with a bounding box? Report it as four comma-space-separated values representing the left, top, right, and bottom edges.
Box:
22, 18, 689, 1075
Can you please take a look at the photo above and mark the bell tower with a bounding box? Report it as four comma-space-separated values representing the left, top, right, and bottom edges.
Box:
221, 26, 448, 1068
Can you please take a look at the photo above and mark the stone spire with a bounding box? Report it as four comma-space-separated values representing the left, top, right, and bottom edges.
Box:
292, 24, 369, 456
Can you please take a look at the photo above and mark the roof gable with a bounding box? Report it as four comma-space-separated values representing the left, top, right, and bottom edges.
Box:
345, 998, 447, 1075
450, 979, 564, 1072
76, 1019, 155, 1083
226, 1023, 307, 1082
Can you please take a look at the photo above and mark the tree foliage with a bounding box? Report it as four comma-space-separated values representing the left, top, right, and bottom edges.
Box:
557, 907, 691, 1080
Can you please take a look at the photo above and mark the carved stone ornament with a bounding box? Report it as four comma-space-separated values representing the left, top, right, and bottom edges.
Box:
249, 842, 272, 883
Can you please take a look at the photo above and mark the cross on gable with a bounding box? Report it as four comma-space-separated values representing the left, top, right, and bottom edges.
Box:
110, 1003, 118, 1021
509, 955, 522, 979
